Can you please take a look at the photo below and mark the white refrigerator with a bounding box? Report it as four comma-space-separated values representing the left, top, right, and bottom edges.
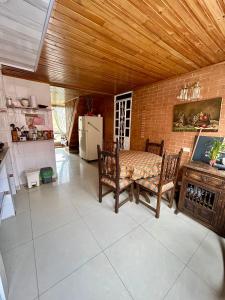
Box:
79, 116, 103, 161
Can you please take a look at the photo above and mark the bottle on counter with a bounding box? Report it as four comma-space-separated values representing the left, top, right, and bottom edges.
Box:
10, 124, 19, 142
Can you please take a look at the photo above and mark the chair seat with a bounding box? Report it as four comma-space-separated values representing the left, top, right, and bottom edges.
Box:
101, 176, 133, 189
136, 176, 174, 193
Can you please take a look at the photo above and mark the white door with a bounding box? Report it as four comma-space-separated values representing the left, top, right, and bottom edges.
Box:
114, 92, 132, 150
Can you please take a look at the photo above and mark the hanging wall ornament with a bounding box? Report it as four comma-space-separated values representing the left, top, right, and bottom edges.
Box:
183, 84, 188, 100
177, 87, 184, 100
192, 81, 201, 99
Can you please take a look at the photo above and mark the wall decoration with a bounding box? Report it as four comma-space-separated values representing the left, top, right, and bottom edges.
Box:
177, 81, 201, 101
173, 97, 222, 132
25, 114, 45, 128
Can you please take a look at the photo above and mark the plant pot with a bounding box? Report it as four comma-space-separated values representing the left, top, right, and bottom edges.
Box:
209, 159, 216, 166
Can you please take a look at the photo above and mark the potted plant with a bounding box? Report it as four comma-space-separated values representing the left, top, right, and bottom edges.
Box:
209, 140, 225, 166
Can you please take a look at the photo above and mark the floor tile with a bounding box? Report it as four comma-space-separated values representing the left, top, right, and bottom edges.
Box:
3, 241, 38, 300
1, 149, 223, 300
165, 267, 220, 300
188, 231, 225, 293
105, 226, 184, 300
29, 185, 72, 212
14, 189, 30, 215
0, 211, 32, 253
39, 253, 132, 300
70, 188, 101, 217
83, 207, 137, 249
142, 210, 208, 263
121, 201, 154, 224
31, 201, 81, 238
34, 219, 101, 294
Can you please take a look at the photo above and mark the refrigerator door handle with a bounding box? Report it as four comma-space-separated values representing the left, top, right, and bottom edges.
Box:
88, 122, 100, 132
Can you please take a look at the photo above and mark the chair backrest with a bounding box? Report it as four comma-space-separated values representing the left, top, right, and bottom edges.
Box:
97, 141, 120, 185
145, 139, 164, 156
103, 139, 121, 152
159, 149, 183, 187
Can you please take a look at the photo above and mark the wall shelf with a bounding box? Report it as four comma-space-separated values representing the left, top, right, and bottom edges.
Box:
7, 106, 52, 111
12, 139, 54, 143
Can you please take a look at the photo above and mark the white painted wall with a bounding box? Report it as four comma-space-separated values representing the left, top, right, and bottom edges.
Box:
0, 75, 57, 187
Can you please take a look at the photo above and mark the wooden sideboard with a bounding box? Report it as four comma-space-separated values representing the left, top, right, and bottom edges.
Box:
178, 161, 225, 237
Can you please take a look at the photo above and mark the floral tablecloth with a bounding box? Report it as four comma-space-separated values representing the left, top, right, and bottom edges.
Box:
120, 150, 162, 180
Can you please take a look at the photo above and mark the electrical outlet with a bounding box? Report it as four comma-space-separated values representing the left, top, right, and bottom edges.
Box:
182, 147, 191, 153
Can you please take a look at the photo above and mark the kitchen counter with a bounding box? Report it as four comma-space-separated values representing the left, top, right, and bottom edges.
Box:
0, 147, 9, 165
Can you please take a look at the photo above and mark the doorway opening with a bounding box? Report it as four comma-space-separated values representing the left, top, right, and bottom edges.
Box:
51, 86, 67, 148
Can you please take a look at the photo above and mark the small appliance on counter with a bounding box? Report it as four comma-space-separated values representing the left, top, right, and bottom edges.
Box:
30, 95, 37, 108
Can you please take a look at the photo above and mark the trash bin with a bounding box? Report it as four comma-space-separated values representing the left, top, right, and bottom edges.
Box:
40, 167, 53, 184
25, 169, 40, 188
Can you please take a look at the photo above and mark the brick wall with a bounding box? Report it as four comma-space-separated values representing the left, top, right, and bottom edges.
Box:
131, 62, 225, 164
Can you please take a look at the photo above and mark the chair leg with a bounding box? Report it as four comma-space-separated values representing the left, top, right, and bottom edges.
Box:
99, 182, 102, 203
156, 193, 162, 218
129, 183, 133, 202
136, 184, 140, 204
115, 190, 119, 213
168, 188, 175, 208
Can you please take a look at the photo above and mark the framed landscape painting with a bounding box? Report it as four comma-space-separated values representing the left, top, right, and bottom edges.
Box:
173, 97, 222, 132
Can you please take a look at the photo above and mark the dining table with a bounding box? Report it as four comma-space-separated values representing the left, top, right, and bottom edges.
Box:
119, 150, 162, 180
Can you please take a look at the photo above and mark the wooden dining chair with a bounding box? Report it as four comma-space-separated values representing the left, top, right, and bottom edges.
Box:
145, 139, 164, 156
97, 142, 134, 213
135, 149, 183, 218
103, 139, 120, 152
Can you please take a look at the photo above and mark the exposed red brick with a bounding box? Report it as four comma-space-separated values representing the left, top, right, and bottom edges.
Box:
131, 62, 225, 164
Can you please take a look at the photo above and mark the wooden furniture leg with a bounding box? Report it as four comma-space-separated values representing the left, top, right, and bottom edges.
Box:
156, 193, 162, 218
99, 182, 102, 203
115, 191, 119, 213
136, 184, 140, 204
168, 188, 175, 208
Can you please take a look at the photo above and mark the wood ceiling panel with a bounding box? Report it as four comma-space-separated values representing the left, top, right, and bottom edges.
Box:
3, 0, 225, 95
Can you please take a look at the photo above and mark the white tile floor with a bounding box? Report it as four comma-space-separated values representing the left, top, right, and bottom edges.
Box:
0, 148, 224, 300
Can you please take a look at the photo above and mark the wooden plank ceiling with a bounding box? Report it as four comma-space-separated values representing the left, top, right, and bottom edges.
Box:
3, 0, 225, 96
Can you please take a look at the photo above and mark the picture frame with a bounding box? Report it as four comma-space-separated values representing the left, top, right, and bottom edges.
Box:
173, 97, 222, 132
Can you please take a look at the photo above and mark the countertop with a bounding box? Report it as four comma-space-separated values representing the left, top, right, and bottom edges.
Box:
0, 147, 9, 166
184, 161, 225, 179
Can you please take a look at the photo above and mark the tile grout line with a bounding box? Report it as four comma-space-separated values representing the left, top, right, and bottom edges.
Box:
69, 194, 141, 253
162, 231, 211, 300
69, 196, 137, 300
186, 229, 209, 266
140, 224, 186, 265
34, 196, 118, 297
104, 252, 135, 300
38, 251, 103, 298
162, 264, 187, 300
184, 230, 220, 294
15, 181, 212, 299
27, 190, 41, 299
141, 223, 214, 299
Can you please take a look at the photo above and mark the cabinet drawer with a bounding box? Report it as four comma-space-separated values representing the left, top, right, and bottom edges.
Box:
185, 169, 225, 189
